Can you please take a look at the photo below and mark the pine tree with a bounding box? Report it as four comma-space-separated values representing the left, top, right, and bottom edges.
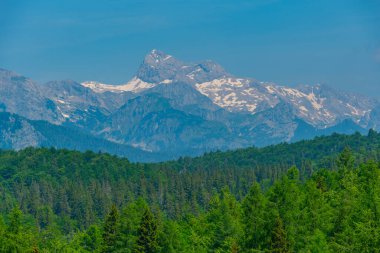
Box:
270, 216, 289, 253
4, 207, 33, 252
304, 229, 331, 253
206, 187, 242, 252
367, 128, 377, 139
337, 147, 354, 171
134, 207, 158, 253
7, 206, 22, 234
268, 167, 302, 249
102, 204, 120, 253
242, 183, 268, 251
82, 225, 102, 252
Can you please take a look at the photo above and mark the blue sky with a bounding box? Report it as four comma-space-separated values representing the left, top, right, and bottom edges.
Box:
0, 0, 379, 97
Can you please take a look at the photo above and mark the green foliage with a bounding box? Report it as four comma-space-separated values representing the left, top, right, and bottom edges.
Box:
102, 204, 120, 252
134, 207, 158, 253
79, 225, 103, 252
337, 147, 355, 171
204, 187, 242, 252
8, 206, 22, 234
270, 216, 290, 253
0, 131, 379, 251
242, 183, 271, 251
0, 207, 36, 252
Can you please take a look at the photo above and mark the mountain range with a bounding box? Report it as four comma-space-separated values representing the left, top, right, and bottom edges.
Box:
1, 49, 379, 161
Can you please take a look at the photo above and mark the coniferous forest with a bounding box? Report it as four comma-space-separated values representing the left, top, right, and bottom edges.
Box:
0, 131, 380, 252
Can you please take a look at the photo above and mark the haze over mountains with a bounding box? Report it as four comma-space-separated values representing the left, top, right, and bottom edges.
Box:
0, 50, 379, 161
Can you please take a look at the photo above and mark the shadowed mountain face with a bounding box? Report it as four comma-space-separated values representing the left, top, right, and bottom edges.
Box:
0, 50, 378, 161
0, 112, 163, 162
0, 69, 61, 123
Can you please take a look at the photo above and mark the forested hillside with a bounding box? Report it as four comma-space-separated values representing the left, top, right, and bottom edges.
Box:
0, 131, 379, 252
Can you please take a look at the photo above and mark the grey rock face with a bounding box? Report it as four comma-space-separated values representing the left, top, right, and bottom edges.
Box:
42, 80, 134, 130
136, 49, 185, 83
293, 84, 377, 127
98, 93, 244, 154
0, 68, 61, 123
0, 112, 164, 162
0, 112, 44, 149
142, 82, 221, 113
136, 49, 229, 84
368, 105, 380, 130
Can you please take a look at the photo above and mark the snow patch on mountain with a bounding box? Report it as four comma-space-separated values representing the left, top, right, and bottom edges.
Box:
81, 77, 155, 93
195, 77, 374, 127
160, 79, 173, 84
195, 78, 273, 113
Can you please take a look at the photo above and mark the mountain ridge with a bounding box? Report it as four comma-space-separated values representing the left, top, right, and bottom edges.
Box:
83, 50, 378, 128
0, 49, 379, 161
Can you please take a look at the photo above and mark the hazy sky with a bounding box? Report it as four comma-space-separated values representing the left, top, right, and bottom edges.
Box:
0, 0, 379, 97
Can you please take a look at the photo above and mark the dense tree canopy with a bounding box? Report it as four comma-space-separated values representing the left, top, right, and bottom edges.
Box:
0, 131, 379, 251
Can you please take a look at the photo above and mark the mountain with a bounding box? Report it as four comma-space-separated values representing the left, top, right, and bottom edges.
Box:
42, 80, 135, 131
0, 68, 62, 123
82, 50, 378, 129
136, 49, 228, 84
0, 50, 379, 161
369, 104, 380, 130
98, 91, 246, 156
0, 112, 162, 162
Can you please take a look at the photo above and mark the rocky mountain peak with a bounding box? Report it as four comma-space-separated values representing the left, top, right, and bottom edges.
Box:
187, 60, 229, 83
145, 49, 173, 63
197, 60, 226, 74
136, 49, 184, 83
136, 50, 230, 84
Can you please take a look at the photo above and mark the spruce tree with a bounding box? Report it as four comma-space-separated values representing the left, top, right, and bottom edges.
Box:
270, 216, 289, 253
7, 206, 22, 234
134, 207, 158, 253
102, 204, 119, 253
242, 183, 268, 251
337, 147, 354, 171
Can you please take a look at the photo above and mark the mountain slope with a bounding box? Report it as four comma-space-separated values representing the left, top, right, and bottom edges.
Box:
0, 68, 62, 123
0, 112, 162, 162
99, 92, 245, 155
